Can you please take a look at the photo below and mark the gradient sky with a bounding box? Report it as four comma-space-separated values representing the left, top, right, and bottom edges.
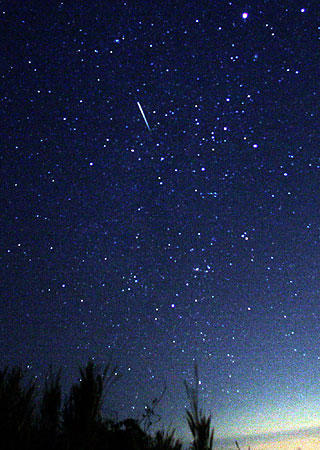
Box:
2, 0, 320, 445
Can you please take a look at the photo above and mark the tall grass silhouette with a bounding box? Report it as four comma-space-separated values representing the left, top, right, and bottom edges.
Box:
62, 361, 118, 449
184, 364, 214, 450
153, 429, 182, 449
0, 360, 250, 449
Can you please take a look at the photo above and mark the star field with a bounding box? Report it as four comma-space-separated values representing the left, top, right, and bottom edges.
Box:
1, 0, 320, 444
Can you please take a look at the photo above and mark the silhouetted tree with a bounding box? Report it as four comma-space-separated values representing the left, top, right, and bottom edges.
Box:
0, 366, 36, 450
38, 368, 62, 449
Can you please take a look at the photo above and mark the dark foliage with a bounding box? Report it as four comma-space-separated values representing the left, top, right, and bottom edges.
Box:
38, 369, 62, 449
62, 361, 107, 449
0, 362, 184, 450
184, 364, 214, 450
140, 386, 167, 432
153, 429, 183, 450
0, 367, 36, 450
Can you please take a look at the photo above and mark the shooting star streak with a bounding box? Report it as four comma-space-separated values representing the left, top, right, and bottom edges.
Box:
137, 101, 151, 132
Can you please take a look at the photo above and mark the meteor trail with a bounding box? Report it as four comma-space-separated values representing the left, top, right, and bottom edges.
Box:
137, 101, 151, 132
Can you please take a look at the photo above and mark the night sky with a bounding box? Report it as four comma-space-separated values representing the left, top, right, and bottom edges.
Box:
2, 0, 320, 446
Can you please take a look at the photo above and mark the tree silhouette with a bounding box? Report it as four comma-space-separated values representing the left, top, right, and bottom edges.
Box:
0, 367, 36, 450
38, 368, 62, 449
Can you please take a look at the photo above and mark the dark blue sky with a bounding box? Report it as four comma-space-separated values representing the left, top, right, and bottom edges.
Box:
1, 0, 320, 444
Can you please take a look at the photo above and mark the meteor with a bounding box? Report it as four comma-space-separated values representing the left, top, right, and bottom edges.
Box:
137, 101, 151, 132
